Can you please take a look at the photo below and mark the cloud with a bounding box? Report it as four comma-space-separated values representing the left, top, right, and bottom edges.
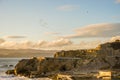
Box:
36, 40, 47, 47
0, 39, 102, 50
0, 38, 72, 49
62, 23, 120, 38
0, 38, 5, 44
110, 36, 120, 42
1, 36, 119, 50
19, 40, 35, 49
116, 0, 120, 3
36, 38, 72, 48
5, 36, 26, 39
0, 40, 36, 49
57, 5, 79, 11
0, 41, 18, 49
0, 37, 115, 50
46, 38, 72, 47
54, 40, 101, 50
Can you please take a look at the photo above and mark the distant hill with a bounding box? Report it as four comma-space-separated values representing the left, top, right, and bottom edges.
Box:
0, 49, 58, 58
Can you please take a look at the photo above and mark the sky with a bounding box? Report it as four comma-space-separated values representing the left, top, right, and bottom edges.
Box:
0, 0, 120, 50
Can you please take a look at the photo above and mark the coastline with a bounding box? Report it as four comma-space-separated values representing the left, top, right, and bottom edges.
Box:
5, 41, 120, 80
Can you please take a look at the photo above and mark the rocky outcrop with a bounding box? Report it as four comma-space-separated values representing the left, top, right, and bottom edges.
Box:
96, 40, 120, 57
8, 57, 82, 78
14, 57, 38, 77
37, 58, 77, 74
55, 40, 120, 58
6, 41, 120, 79
54, 49, 97, 59
6, 70, 15, 75
7, 56, 120, 78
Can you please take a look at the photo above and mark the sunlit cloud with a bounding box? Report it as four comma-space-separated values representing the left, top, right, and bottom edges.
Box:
0, 38, 5, 44
0, 36, 118, 50
57, 5, 79, 11
22, 39, 100, 50
110, 36, 120, 42
0, 40, 35, 49
36, 38, 72, 48
4, 36, 27, 39
0, 38, 72, 49
0, 41, 18, 49
61, 23, 120, 38
36, 40, 47, 47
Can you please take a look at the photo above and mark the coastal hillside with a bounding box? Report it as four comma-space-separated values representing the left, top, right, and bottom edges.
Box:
0, 49, 57, 57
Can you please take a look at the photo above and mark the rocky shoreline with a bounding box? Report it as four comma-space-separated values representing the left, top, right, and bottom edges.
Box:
6, 40, 120, 80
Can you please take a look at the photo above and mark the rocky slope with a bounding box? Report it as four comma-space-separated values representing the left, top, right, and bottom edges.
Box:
6, 40, 120, 79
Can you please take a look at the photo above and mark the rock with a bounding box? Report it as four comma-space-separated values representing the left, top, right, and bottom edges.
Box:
13, 57, 81, 77
9, 65, 14, 67
37, 57, 79, 74
50, 74, 72, 80
54, 41, 120, 58
6, 70, 15, 75
14, 57, 38, 77
6, 41, 120, 78
54, 50, 97, 59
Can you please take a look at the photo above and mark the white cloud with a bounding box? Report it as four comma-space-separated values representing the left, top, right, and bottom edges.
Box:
62, 23, 120, 38
57, 5, 79, 11
116, 0, 120, 3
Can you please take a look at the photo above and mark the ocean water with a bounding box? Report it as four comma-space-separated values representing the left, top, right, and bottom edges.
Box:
0, 58, 51, 80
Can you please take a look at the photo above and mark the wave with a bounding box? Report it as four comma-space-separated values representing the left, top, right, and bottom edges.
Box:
0, 71, 51, 80
0, 58, 52, 80
0, 64, 14, 68
0, 75, 51, 80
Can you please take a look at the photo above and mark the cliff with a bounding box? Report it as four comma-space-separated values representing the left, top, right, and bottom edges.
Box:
96, 40, 120, 57
54, 49, 97, 59
55, 40, 120, 58
6, 41, 120, 79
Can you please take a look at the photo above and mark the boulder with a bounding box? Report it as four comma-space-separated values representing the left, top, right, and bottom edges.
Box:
14, 57, 38, 77
6, 70, 15, 75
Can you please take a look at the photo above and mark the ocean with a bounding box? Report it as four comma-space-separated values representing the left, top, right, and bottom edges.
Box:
0, 58, 51, 80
